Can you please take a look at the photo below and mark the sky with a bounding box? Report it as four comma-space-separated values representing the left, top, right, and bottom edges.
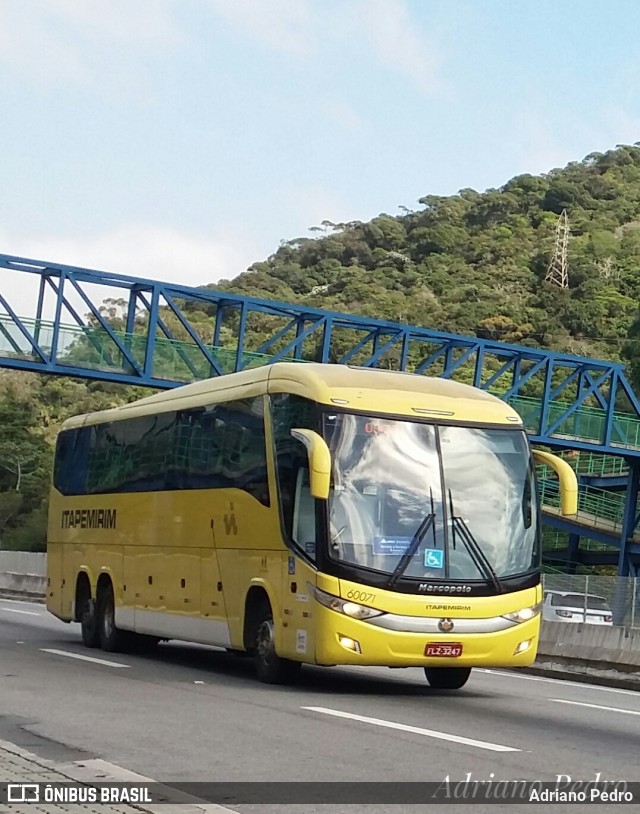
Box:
2, 0, 640, 313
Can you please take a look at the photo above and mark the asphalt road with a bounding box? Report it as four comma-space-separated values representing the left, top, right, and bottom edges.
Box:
1, 597, 639, 813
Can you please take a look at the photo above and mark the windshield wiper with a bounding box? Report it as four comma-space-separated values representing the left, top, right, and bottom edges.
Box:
386, 489, 437, 589
448, 490, 504, 594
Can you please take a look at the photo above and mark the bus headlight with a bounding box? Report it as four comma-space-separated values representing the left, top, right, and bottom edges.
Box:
502, 603, 542, 624
313, 586, 384, 620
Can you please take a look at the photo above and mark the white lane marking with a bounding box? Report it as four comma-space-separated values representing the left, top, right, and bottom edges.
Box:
1, 607, 40, 616
479, 668, 640, 697
40, 648, 130, 668
302, 706, 519, 752
75, 759, 237, 812
552, 699, 640, 716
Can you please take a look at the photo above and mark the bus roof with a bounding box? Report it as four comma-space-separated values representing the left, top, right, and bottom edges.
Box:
60, 362, 523, 429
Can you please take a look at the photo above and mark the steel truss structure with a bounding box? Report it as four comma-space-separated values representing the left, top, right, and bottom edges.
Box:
1, 252, 640, 575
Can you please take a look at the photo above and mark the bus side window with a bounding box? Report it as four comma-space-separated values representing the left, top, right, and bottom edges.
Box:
292, 468, 315, 557
54, 428, 91, 495
172, 399, 270, 506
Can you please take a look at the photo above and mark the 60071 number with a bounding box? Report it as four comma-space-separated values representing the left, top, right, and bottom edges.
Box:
345, 590, 376, 603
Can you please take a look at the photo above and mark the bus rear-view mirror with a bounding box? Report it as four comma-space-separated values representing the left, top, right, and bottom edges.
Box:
533, 449, 578, 516
290, 428, 331, 500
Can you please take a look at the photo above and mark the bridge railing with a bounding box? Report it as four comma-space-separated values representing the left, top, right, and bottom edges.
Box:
537, 473, 625, 532
567, 452, 628, 477
508, 395, 640, 450
543, 528, 611, 557
5, 314, 640, 447
0, 314, 306, 378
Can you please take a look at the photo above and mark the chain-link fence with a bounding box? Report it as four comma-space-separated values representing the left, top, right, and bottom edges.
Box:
541, 574, 640, 629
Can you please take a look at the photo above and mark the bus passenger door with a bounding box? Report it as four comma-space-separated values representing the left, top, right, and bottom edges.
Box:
280, 469, 318, 662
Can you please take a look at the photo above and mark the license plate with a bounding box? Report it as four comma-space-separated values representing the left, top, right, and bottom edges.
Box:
425, 642, 463, 657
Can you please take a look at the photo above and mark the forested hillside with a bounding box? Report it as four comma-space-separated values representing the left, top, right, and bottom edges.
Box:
4, 143, 640, 550
220, 144, 640, 374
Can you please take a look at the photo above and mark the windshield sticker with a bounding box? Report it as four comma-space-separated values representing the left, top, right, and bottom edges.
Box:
373, 536, 413, 555
424, 548, 445, 569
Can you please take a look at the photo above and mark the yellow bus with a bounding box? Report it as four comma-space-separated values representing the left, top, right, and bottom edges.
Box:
46, 363, 577, 689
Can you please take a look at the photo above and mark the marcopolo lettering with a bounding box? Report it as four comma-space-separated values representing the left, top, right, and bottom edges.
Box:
61, 509, 117, 530
418, 584, 472, 594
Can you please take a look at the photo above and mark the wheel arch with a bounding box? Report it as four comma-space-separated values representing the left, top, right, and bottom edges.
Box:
73, 570, 93, 622
96, 570, 114, 597
243, 581, 276, 652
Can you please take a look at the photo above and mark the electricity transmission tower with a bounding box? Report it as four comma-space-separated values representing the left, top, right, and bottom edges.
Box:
545, 209, 570, 288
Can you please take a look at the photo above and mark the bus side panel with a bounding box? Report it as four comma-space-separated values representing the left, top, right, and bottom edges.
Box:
214, 491, 286, 650
217, 548, 284, 650
163, 492, 204, 640
124, 491, 228, 646
200, 545, 230, 646
121, 544, 138, 629
46, 490, 69, 620
47, 491, 127, 622
279, 557, 318, 662
46, 542, 68, 621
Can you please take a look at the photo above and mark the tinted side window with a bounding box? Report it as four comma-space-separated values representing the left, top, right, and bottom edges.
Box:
271, 394, 317, 550
54, 399, 269, 502
223, 398, 270, 506
86, 414, 176, 494
174, 398, 269, 506
54, 428, 91, 495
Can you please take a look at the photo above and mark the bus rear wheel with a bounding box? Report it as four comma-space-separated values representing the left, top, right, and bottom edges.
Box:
97, 582, 128, 653
80, 597, 100, 648
254, 610, 301, 685
424, 667, 471, 690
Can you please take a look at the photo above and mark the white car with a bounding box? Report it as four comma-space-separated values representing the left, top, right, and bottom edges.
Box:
542, 590, 613, 625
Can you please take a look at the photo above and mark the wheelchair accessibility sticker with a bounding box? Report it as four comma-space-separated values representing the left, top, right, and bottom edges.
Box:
424, 548, 444, 569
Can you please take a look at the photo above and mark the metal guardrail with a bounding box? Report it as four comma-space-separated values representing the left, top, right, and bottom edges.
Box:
538, 473, 626, 531
541, 573, 639, 628
508, 395, 640, 449
542, 529, 610, 557
567, 452, 627, 477
0, 314, 305, 379
4, 315, 640, 449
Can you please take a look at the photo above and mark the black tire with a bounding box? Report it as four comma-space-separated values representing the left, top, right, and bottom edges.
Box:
80, 596, 100, 649
424, 667, 471, 690
97, 582, 128, 653
254, 606, 301, 685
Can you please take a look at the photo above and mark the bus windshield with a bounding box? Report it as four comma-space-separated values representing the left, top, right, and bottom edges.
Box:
323, 413, 538, 584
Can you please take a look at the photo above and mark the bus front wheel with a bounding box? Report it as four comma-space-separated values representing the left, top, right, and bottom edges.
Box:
254, 611, 301, 685
424, 667, 471, 690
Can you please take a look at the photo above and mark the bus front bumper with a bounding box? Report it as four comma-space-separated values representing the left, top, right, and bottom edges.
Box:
314, 606, 541, 668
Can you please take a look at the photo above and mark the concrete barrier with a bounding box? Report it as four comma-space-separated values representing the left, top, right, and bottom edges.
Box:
0, 551, 47, 599
532, 620, 640, 688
